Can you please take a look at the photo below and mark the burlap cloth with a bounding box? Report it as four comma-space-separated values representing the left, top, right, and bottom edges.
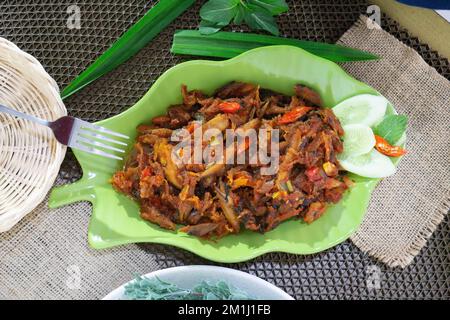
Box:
339, 16, 449, 268
0, 16, 448, 299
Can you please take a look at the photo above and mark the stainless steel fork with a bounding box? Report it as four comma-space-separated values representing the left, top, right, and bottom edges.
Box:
0, 104, 129, 160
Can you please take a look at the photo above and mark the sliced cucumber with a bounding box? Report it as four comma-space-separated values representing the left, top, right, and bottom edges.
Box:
332, 94, 388, 127
338, 149, 396, 178
341, 124, 376, 157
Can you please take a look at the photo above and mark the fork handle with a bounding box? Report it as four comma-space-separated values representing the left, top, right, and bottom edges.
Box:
0, 104, 51, 127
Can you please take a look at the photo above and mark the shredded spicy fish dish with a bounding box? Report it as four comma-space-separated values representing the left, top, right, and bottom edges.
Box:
112, 82, 353, 238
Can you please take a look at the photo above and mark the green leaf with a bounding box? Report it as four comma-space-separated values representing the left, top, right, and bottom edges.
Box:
171, 30, 380, 62
61, 0, 195, 100
200, 0, 240, 25
233, 5, 246, 25
199, 20, 228, 35
373, 114, 408, 145
199, 0, 286, 38
243, 4, 279, 36
248, 0, 289, 15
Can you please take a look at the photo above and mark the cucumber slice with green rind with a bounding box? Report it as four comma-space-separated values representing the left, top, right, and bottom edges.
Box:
341, 124, 376, 157
338, 149, 396, 178
332, 94, 388, 127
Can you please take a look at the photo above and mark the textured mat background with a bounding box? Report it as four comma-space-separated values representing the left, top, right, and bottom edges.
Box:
0, 0, 448, 299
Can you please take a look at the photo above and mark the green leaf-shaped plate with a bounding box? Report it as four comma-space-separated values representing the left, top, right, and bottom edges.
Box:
49, 46, 389, 263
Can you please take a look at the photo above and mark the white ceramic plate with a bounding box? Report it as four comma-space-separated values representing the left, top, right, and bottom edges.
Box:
103, 265, 293, 300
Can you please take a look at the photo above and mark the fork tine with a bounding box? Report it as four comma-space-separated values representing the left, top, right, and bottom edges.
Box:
68, 118, 129, 160
72, 142, 123, 160
76, 136, 126, 153
78, 130, 128, 146
79, 121, 129, 139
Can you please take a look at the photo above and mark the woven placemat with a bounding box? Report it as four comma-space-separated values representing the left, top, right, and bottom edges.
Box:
0, 0, 448, 299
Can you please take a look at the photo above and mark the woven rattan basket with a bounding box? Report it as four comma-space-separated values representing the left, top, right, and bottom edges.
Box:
0, 38, 67, 232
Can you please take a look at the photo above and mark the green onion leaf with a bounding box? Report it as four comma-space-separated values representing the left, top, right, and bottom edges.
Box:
286, 180, 294, 193
61, 0, 196, 100
171, 30, 380, 62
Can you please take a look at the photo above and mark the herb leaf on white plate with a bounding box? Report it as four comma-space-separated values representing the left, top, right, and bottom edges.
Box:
373, 114, 408, 145
199, 0, 288, 35
124, 276, 255, 300
243, 4, 280, 35
200, 0, 240, 25
248, 0, 289, 15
